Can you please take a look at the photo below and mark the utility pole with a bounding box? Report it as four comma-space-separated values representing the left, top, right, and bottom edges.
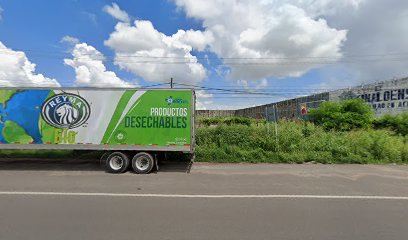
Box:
170, 77, 173, 88
266, 105, 279, 152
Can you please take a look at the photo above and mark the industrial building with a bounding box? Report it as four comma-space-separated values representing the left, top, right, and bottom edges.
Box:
197, 77, 408, 120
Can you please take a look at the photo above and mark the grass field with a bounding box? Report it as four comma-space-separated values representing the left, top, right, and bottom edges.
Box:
0, 120, 406, 164
195, 121, 407, 164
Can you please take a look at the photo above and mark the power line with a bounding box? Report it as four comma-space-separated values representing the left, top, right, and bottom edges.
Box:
0, 79, 171, 88
176, 82, 406, 92
175, 83, 281, 96
2, 50, 408, 66
0, 78, 403, 93
3, 48, 408, 59
141, 82, 171, 88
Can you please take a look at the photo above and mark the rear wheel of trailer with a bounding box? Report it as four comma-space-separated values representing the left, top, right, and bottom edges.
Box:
131, 152, 155, 174
105, 152, 130, 174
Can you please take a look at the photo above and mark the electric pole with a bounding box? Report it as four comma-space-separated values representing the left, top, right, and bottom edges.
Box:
170, 77, 173, 88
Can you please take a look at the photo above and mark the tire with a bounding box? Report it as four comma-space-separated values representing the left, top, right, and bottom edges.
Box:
132, 152, 155, 174
105, 152, 130, 174
100, 151, 111, 166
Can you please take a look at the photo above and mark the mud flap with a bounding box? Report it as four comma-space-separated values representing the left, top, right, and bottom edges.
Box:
187, 153, 195, 173
155, 153, 159, 172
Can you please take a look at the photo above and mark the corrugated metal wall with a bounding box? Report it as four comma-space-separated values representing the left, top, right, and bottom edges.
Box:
196, 78, 408, 120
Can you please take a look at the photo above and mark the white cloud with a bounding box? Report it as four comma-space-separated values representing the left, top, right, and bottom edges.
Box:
175, 0, 408, 84
255, 78, 268, 89
174, 0, 349, 81
322, 0, 408, 83
64, 42, 134, 87
282, 0, 365, 17
105, 20, 211, 84
0, 41, 60, 87
98, 0, 407, 111
195, 90, 214, 110
61, 36, 79, 45
103, 3, 130, 22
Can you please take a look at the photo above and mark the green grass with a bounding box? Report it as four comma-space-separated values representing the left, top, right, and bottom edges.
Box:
195, 121, 408, 164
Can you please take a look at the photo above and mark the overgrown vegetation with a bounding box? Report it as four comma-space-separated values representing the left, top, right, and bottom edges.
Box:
308, 98, 373, 131
196, 99, 407, 164
198, 116, 262, 127
195, 121, 407, 164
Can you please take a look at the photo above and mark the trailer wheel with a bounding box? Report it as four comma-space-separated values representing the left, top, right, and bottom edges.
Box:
105, 152, 130, 174
132, 152, 154, 174
100, 151, 111, 166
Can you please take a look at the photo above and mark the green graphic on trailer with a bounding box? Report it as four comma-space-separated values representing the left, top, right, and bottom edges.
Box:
101, 90, 191, 146
100, 90, 137, 143
2, 120, 33, 144
0, 89, 192, 147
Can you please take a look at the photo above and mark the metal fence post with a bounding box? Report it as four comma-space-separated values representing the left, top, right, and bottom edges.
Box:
273, 105, 279, 152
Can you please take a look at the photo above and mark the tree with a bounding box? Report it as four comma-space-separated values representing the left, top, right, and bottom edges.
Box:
308, 98, 373, 131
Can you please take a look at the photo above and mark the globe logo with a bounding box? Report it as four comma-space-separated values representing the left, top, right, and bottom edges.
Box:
165, 96, 188, 106
165, 96, 174, 106
41, 93, 90, 129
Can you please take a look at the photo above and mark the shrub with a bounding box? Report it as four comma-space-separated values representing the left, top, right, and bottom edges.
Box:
373, 112, 408, 136
214, 125, 253, 148
308, 98, 374, 131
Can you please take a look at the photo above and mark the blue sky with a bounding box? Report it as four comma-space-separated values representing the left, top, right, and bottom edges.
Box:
0, 0, 407, 109
0, 0, 199, 85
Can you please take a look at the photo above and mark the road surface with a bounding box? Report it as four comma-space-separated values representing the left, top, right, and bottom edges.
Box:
0, 159, 408, 240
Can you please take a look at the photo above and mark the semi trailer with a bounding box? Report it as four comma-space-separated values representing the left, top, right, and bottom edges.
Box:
0, 87, 195, 174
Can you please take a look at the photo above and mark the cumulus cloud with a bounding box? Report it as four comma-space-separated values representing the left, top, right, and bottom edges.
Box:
322, 0, 408, 82
101, 0, 405, 92
173, 0, 349, 81
103, 3, 130, 22
105, 20, 211, 84
0, 41, 60, 87
282, 0, 365, 17
173, 0, 408, 84
64, 42, 134, 87
102, 1, 353, 84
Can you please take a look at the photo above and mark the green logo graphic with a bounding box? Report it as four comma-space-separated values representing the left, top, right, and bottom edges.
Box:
115, 130, 127, 143
165, 96, 188, 106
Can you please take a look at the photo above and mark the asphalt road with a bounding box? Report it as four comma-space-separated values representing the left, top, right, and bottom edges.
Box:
1, 159, 408, 240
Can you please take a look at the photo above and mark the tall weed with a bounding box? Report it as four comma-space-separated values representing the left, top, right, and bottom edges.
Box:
195, 121, 406, 164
